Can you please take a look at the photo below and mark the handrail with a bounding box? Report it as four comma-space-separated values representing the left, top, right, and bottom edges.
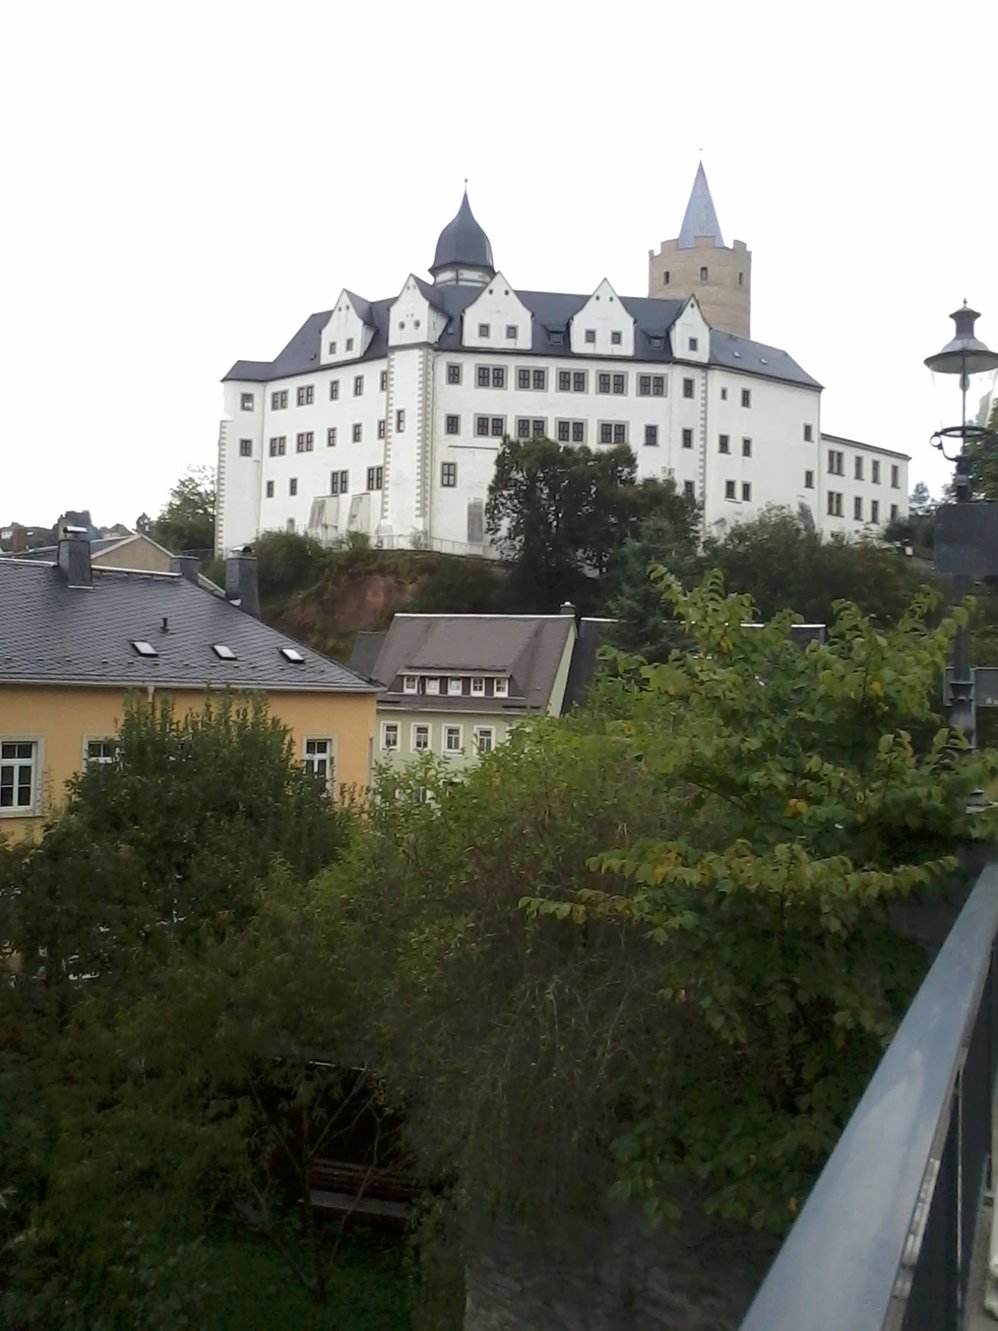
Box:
739, 861, 998, 1331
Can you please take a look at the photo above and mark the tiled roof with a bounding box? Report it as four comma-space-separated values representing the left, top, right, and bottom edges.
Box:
0, 561, 374, 693
370, 614, 575, 712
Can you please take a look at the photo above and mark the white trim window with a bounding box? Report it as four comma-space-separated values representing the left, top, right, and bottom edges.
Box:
493, 677, 509, 698
402, 675, 419, 694
470, 676, 485, 696
303, 737, 334, 789
382, 722, 400, 752
84, 737, 120, 766
412, 723, 430, 752
425, 678, 441, 695
447, 677, 463, 696
444, 725, 463, 755
0, 740, 38, 812
474, 727, 494, 754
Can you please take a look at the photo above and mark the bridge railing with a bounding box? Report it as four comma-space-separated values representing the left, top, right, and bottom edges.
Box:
739, 862, 998, 1331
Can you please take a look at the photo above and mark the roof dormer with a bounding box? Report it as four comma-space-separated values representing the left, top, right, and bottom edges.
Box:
460, 274, 531, 351
320, 290, 376, 366
670, 296, 710, 364
569, 279, 634, 356
389, 276, 449, 348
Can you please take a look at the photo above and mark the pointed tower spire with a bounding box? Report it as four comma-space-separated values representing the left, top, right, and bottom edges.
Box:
677, 162, 724, 249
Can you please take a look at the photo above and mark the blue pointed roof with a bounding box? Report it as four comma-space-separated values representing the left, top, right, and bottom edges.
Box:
678, 163, 724, 249
430, 190, 495, 276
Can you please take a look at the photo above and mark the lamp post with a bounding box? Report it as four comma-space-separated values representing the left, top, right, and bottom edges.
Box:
925, 303, 998, 748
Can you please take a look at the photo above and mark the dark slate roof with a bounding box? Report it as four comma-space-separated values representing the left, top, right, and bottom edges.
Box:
678, 163, 724, 249
562, 617, 617, 712
348, 630, 387, 681
370, 614, 575, 713
222, 288, 818, 389
0, 561, 375, 693
430, 190, 495, 276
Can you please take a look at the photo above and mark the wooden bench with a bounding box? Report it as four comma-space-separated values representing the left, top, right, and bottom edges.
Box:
308, 1158, 420, 1220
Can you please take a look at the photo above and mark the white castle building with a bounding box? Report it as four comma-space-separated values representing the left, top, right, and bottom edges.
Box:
216, 169, 908, 557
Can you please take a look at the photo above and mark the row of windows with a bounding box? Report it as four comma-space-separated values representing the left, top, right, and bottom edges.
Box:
662, 266, 745, 287
401, 674, 508, 697
724, 481, 753, 502
1, 738, 124, 815
829, 451, 900, 486
382, 721, 495, 755
264, 463, 455, 500
825, 493, 900, 522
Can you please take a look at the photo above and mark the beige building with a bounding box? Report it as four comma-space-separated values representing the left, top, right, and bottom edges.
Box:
7, 530, 179, 573
648, 163, 752, 339
356, 611, 579, 775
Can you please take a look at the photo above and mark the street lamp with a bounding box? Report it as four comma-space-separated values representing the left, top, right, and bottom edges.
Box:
925, 304, 998, 748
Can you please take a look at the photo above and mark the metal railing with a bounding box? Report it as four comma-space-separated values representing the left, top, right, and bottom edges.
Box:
739, 862, 998, 1331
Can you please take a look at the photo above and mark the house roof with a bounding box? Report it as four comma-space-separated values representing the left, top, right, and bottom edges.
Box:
223, 289, 819, 389
8, 532, 177, 566
370, 614, 575, 712
430, 190, 495, 275
0, 560, 375, 693
678, 162, 725, 249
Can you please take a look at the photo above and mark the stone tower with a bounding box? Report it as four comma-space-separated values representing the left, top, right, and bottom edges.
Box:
648, 164, 751, 338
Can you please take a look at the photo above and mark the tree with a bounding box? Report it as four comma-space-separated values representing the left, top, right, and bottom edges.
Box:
909, 481, 935, 516
959, 398, 998, 500
155, 465, 216, 554
135, 511, 153, 536
605, 511, 701, 660
485, 438, 697, 611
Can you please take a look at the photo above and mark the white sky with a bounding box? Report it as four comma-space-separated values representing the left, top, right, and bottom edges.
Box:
2, 0, 996, 529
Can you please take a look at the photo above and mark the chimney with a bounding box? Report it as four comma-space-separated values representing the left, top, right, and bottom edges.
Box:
171, 554, 200, 583
224, 546, 260, 617
57, 526, 93, 589
559, 601, 576, 617
10, 524, 27, 555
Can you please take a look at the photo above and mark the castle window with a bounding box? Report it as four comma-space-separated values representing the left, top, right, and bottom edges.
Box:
720, 387, 728, 401
803, 423, 813, 441
612, 373, 625, 395
378, 420, 386, 439
683, 429, 694, 449
518, 368, 530, 389
855, 456, 864, 480
644, 425, 658, 447
683, 378, 695, 399
289, 478, 297, 496
240, 393, 254, 411
269, 436, 286, 457
272, 390, 288, 409
327, 427, 337, 447
353, 423, 362, 442
491, 417, 504, 437
741, 388, 752, 408
611, 331, 622, 346
446, 415, 460, 435
354, 375, 364, 396
572, 421, 584, 442
380, 370, 388, 391
872, 460, 881, 484
719, 434, 730, 454
804, 470, 814, 489
742, 437, 752, 458
493, 367, 505, 388
650, 336, 664, 349
891, 504, 899, 520
871, 500, 880, 523
297, 385, 314, 406
585, 329, 596, 344
699, 266, 708, 281
598, 373, 611, 394
478, 323, 490, 338
663, 272, 670, 286
346, 338, 354, 352
739, 272, 744, 286
516, 418, 531, 439
367, 466, 384, 491
533, 369, 546, 390
558, 370, 571, 391
328, 341, 337, 355
396, 409, 405, 432
688, 337, 699, 352
441, 462, 457, 487
330, 470, 349, 494
684, 481, 695, 499
573, 371, 586, 392
725, 480, 736, 499
296, 431, 314, 453
557, 420, 570, 442
550, 330, 564, 345
330, 380, 339, 400
447, 363, 462, 385
476, 416, 489, 436
239, 439, 252, 457
827, 491, 843, 517
891, 465, 900, 488
266, 481, 274, 498
854, 496, 863, 520
742, 483, 752, 501
506, 324, 517, 340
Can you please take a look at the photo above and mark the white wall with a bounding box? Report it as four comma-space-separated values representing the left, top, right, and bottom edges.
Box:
569, 279, 634, 357
460, 274, 533, 352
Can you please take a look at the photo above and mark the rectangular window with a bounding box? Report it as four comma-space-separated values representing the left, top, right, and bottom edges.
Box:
644, 425, 658, 447
240, 393, 254, 411
366, 466, 384, 490
289, 478, 297, 496
871, 500, 880, 523
378, 419, 386, 439
700, 266, 708, 281
447, 677, 463, 696
426, 678, 440, 695
85, 738, 120, 766
613, 423, 625, 444
725, 480, 736, 499
742, 437, 752, 458
720, 387, 728, 400
296, 431, 314, 453
239, 439, 252, 457
827, 491, 843, 517
493, 678, 508, 697
477, 366, 490, 387
688, 336, 699, 352
558, 370, 571, 391
297, 385, 314, 406
381, 723, 399, 752
612, 373, 626, 395
352, 423, 362, 443
330, 380, 339, 400
571, 421, 584, 442
718, 434, 730, 454
891, 504, 899, 520
0, 741, 37, 811
600, 423, 612, 444
598, 373, 611, 394
380, 370, 388, 391
573, 371, 586, 392
682, 428, 693, 449
474, 727, 494, 753
353, 375, 364, 396
804, 469, 814, 489
476, 416, 489, 437
585, 329, 596, 344
330, 469, 349, 494
478, 323, 490, 338
853, 456, 863, 480
303, 738, 333, 788
803, 423, 813, 441
327, 427, 337, 447
396, 409, 405, 432
447, 363, 462, 385
403, 675, 419, 694
550, 331, 564, 345
493, 367, 505, 388
828, 450, 843, 476
412, 724, 430, 751
638, 374, 651, 396
742, 482, 752, 501
471, 676, 485, 696
741, 388, 752, 407
517, 417, 531, 439
266, 480, 274, 498
891, 465, 900, 488
854, 496, 863, 520
517, 368, 530, 390
684, 480, 695, 499
683, 378, 694, 399
872, 460, 881, 484
444, 726, 462, 754
346, 337, 354, 352
446, 414, 460, 435
557, 420, 570, 442
441, 462, 457, 487
533, 368, 546, 390
611, 331, 622, 346
269, 436, 286, 457
506, 324, 518, 340
491, 417, 504, 437
272, 390, 288, 409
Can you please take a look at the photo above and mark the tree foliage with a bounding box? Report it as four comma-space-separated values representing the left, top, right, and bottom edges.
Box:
155, 465, 216, 555
959, 398, 998, 500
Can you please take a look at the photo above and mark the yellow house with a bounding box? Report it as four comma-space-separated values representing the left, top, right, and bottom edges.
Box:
0, 537, 377, 841
9, 530, 180, 574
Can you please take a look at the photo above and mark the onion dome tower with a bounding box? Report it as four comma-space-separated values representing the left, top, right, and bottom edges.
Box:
429, 189, 495, 288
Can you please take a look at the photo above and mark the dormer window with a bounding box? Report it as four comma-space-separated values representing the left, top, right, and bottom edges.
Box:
212, 644, 236, 660
471, 677, 485, 696
506, 325, 517, 340
611, 331, 622, 346
328, 341, 337, 355
650, 336, 664, 350
402, 675, 418, 694
448, 678, 463, 696
426, 677, 441, 695
478, 323, 490, 338
346, 337, 354, 352
493, 677, 509, 697
688, 337, 699, 352
131, 640, 158, 657
550, 331, 564, 345
280, 647, 305, 663
584, 329, 596, 344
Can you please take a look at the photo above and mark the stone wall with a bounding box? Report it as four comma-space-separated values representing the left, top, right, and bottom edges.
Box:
463, 1203, 776, 1331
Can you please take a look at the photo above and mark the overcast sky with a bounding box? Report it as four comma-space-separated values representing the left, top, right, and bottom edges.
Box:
2, 0, 996, 530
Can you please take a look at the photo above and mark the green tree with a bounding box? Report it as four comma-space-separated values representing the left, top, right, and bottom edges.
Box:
605, 510, 702, 660
155, 465, 216, 554
959, 398, 998, 499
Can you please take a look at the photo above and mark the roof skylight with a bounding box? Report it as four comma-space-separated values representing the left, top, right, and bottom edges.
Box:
280, 647, 305, 663
212, 644, 237, 660
131, 640, 158, 657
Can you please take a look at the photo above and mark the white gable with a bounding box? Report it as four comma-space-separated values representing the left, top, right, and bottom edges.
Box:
569, 279, 634, 357
320, 290, 376, 366
670, 297, 710, 364
460, 273, 532, 351
389, 276, 448, 348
